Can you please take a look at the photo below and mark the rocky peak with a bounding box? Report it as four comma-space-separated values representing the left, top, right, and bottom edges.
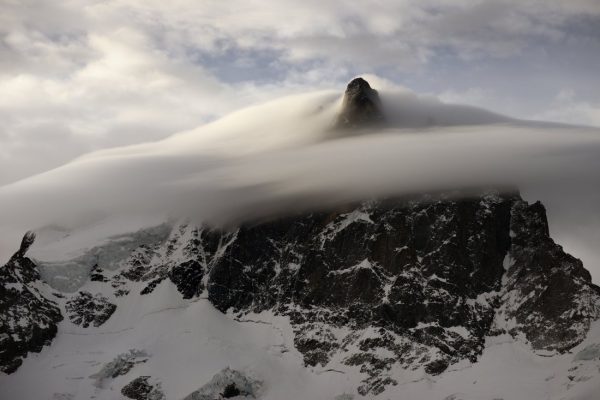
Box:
12, 231, 35, 261
0, 232, 62, 373
335, 77, 384, 129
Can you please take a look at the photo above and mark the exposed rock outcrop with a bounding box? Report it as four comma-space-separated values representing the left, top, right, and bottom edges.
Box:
182, 367, 261, 400
121, 376, 165, 400
201, 191, 600, 393
0, 232, 62, 373
65, 291, 116, 328
497, 200, 600, 351
335, 77, 384, 129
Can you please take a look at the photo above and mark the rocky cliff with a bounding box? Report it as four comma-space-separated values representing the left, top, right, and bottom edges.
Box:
199, 191, 600, 394
0, 232, 62, 373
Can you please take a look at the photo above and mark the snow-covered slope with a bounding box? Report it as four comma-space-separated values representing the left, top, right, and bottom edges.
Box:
2, 286, 600, 400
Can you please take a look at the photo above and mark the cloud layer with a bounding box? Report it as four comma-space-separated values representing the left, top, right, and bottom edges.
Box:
2, 1, 600, 281
2, 0, 600, 185
1, 86, 600, 281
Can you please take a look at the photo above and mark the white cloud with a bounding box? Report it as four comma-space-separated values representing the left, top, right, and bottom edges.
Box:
438, 88, 490, 106
534, 89, 600, 127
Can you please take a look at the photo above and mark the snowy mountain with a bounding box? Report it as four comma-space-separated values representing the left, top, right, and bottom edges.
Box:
2, 190, 600, 399
1, 79, 600, 400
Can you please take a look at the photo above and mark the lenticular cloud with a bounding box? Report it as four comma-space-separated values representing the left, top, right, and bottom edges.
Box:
1, 84, 600, 267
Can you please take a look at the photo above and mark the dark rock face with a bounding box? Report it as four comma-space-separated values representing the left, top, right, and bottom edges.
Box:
203, 192, 518, 392
0, 232, 63, 374
222, 383, 241, 398
208, 192, 516, 321
169, 260, 204, 299
121, 376, 165, 400
335, 77, 384, 129
90, 264, 108, 282
196, 191, 600, 394
498, 201, 600, 351
65, 291, 116, 328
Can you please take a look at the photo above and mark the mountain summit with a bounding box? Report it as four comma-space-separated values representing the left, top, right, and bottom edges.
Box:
335, 77, 384, 129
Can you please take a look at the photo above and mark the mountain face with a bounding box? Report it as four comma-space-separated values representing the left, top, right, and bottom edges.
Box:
1, 79, 600, 399
205, 191, 600, 393
0, 232, 62, 374
1, 190, 600, 399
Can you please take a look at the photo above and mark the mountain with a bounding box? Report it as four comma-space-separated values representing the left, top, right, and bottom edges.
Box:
0, 232, 62, 374
1, 79, 600, 400
334, 77, 384, 129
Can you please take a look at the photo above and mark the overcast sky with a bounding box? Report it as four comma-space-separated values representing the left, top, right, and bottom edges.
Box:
2, 0, 600, 185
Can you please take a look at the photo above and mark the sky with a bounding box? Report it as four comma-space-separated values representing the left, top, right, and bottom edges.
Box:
2, 0, 600, 185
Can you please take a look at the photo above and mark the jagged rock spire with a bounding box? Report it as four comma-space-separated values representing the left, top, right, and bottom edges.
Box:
8, 231, 36, 263
17, 231, 36, 258
335, 77, 384, 129
1, 228, 62, 374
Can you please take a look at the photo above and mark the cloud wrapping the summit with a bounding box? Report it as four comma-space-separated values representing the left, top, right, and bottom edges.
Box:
1, 0, 600, 184
1, 85, 600, 281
